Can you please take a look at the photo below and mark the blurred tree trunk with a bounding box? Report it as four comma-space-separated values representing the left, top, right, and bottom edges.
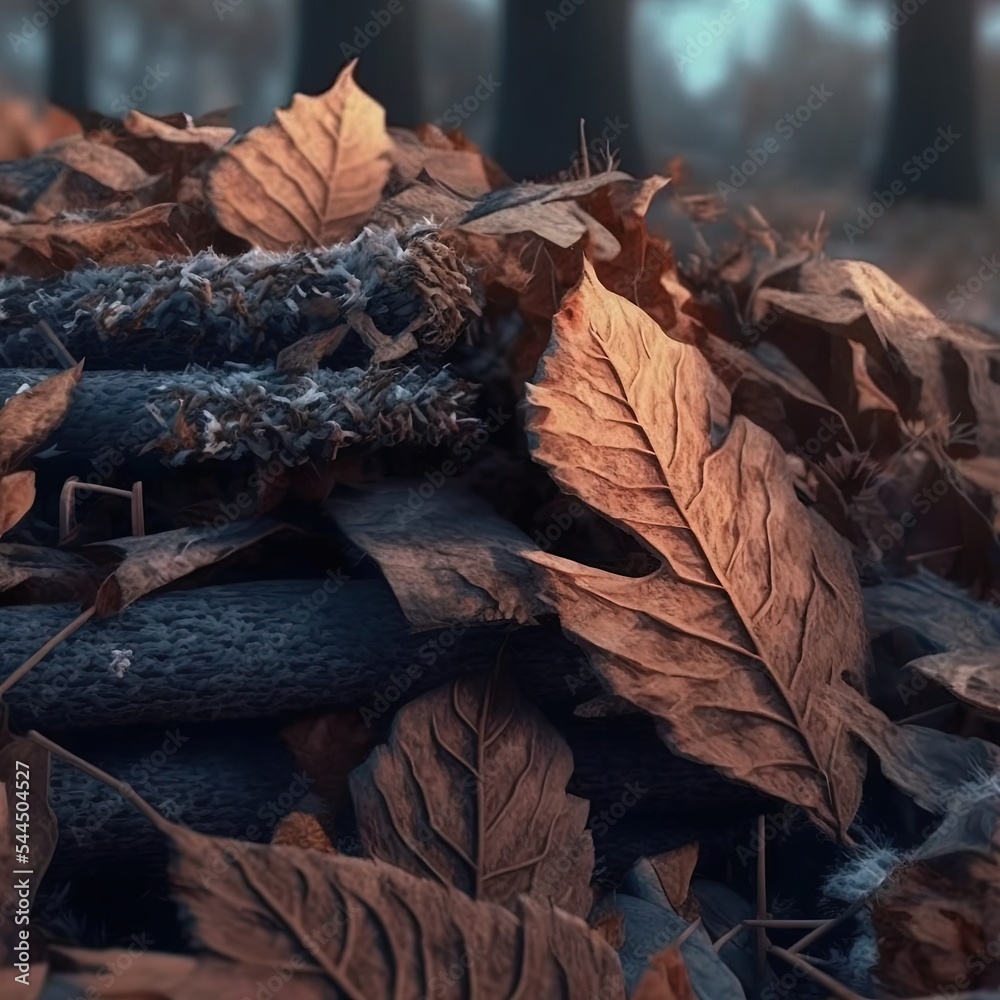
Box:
875, 0, 981, 202
47, 0, 89, 112
494, 0, 643, 180
294, 0, 423, 126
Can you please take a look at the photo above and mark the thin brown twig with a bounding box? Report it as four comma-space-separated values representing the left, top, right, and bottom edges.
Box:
756, 813, 767, 977
25, 729, 166, 832
37, 320, 78, 370
788, 896, 867, 955
768, 944, 870, 1000
0, 607, 95, 699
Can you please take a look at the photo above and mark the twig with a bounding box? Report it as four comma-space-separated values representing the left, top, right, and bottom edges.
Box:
673, 917, 702, 948
743, 919, 828, 929
26, 729, 167, 833
0, 607, 95, 699
788, 896, 867, 955
579, 118, 590, 179
37, 320, 78, 370
768, 945, 870, 1000
756, 813, 767, 977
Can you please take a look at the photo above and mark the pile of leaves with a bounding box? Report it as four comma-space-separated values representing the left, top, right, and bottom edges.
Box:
1, 62, 1000, 999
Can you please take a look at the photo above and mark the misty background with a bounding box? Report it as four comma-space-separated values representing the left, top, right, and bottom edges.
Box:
2, 0, 998, 325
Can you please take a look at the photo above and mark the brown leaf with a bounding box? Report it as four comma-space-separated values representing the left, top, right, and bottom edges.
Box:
327, 484, 545, 630
35, 946, 329, 1000
350, 671, 595, 917
0, 203, 197, 277
209, 60, 393, 250
0, 365, 82, 474
168, 825, 625, 998
0, 543, 112, 602
592, 908, 627, 949
0, 707, 58, 964
280, 709, 378, 820
649, 843, 700, 916
524, 262, 868, 837
92, 519, 283, 617
872, 787, 1000, 996
109, 110, 235, 192
0, 99, 81, 162
907, 650, 1000, 718
0, 471, 35, 538
452, 172, 632, 257
390, 125, 493, 197
632, 946, 698, 1000
270, 811, 336, 854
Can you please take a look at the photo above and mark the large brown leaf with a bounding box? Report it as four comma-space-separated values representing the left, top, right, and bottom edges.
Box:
209, 60, 392, 250
0, 365, 82, 474
350, 672, 594, 917
524, 262, 868, 837
168, 824, 624, 999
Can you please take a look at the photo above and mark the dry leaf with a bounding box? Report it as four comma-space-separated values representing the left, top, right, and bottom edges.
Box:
209, 60, 392, 250
0, 99, 81, 162
327, 484, 545, 630
0, 364, 82, 474
32, 946, 329, 1000
907, 650, 1000, 717
91, 520, 283, 617
592, 908, 627, 949
650, 843, 700, 915
872, 787, 1000, 996
0, 471, 35, 538
270, 811, 336, 854
452, 173, 633, 258
390, 125, 493, 197
524, 262, 868, 837
0, 203, 198, 276
168, 825, 625, 999
350, 671, 595, 917
632, 945, 697, 1000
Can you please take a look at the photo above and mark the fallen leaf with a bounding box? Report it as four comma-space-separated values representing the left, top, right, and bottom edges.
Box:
592, 908, 627, 949
633, 946, 697, 1000
524, 262, 868, 837
0, 364, 82, 474
168, 825, 625, 998
30, 946, 329, 1000
390, 125, 493, 197
270, 811, 336, 854
649, 843, 700, 915
327, 484, 545, 630
906, 650, 1000, 718
0, 542, 112, 602
0, 99, 81, 162
350, 671, 594, 917
872, 784, 1000, 996
0, 202, 200, 276
209, 60, 393, 250
452, 172, 634, 258
0, 471, 34, 538
91, 519, 284, 617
